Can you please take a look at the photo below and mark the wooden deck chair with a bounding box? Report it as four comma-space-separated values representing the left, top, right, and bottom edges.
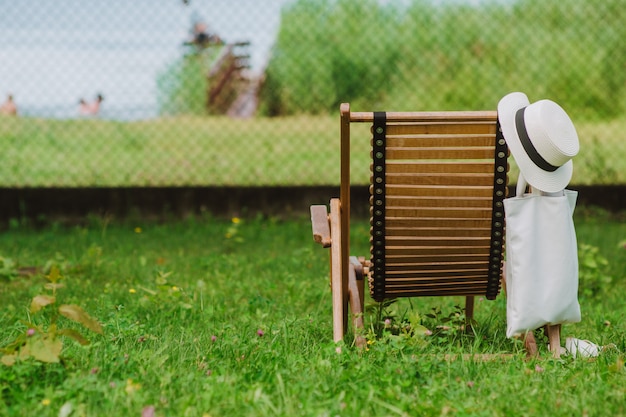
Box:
311, 103, 511, 349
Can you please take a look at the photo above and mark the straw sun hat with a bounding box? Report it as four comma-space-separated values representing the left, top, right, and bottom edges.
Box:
498, 92, 580, 193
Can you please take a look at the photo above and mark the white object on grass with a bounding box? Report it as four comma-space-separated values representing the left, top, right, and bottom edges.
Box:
565, 337, 600, 358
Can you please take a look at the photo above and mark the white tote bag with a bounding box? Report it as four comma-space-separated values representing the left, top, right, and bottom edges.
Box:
504, 179, 581, 338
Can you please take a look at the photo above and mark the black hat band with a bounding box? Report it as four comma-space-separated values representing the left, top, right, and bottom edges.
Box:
515, 107, 559, 172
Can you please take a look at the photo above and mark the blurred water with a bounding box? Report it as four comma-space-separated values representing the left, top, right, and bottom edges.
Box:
0, 0, 288, 120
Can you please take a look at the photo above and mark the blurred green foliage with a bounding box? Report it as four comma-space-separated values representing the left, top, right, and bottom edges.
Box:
261, 0, 626, 118
157, 47, 221, 116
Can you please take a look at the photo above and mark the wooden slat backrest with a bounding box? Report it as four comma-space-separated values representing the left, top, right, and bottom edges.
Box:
340, 104, 508, 302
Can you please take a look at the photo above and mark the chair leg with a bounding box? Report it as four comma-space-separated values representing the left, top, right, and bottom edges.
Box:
547, 324, 562, 358
329, 198, 347, 343
521, 327, 563, 358
348, 257, 366, 348
523, 332, 539, 358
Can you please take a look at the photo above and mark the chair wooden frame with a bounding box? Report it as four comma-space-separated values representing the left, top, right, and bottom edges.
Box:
311, 103, 560, 356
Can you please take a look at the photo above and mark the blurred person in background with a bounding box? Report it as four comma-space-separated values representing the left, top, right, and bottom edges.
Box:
0, 94, 17, 115
79, 93, 104, 116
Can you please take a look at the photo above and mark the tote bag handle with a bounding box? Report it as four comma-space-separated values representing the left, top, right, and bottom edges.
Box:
517, 172, 565, 197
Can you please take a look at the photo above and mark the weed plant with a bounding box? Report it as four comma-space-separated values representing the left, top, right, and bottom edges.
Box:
0, 210, 625, 416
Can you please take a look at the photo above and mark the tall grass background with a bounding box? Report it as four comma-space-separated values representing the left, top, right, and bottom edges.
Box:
1, 115, 624, 186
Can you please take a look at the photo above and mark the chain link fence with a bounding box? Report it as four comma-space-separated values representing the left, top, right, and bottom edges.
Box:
1, 0, 624, 188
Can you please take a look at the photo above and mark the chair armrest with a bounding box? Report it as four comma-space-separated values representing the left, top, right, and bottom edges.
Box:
310, 205, 331, 248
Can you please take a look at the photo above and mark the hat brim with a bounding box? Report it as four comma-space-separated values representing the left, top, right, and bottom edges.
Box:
498, 92, 573, 193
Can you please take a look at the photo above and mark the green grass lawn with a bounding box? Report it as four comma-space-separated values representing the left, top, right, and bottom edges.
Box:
1, 114, 625, 187
0, 210, 625, 416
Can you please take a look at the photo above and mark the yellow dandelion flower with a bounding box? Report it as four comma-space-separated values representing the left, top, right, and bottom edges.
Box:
129, 288, 137, 294
41, 398, 51, 406
171, 286, 179, 292
134, 227, 142, 234
125, 379, 141, 395
231, 217, 241, 224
